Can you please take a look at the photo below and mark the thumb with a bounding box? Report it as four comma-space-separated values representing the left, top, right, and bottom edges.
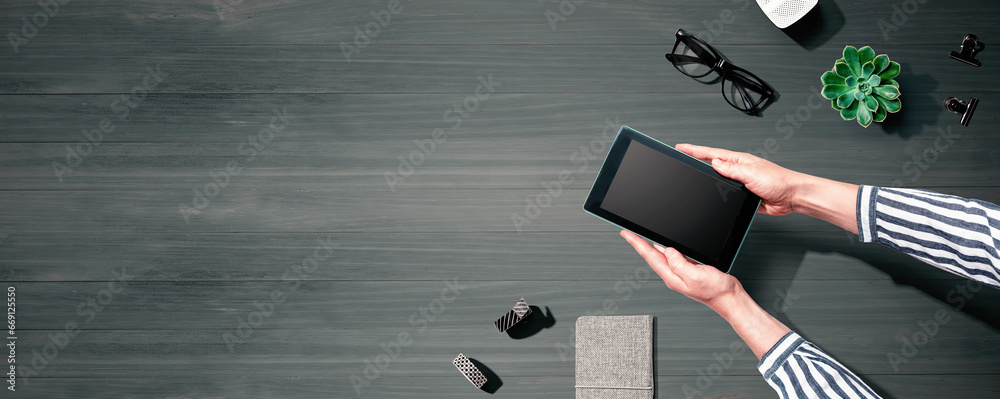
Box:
712, 158, 748, 183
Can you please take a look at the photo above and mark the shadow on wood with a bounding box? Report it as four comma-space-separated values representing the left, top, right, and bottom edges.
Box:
737, 229, 1000, 333
468, 357, 503, 394
879, 67, 941, 138
507, 305, 556, 339
781, 0, 846, 51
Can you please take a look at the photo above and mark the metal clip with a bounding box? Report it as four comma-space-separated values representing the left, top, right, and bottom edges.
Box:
453, 353, 488, 389
494, 297, 532, 333
944, 96, 978, 127
950, 34, 984, 67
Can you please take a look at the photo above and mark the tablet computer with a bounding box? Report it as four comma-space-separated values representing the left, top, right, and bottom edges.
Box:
583, 126, 760, 273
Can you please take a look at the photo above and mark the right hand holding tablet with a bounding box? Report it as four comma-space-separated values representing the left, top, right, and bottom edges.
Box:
675, 143, 803, 216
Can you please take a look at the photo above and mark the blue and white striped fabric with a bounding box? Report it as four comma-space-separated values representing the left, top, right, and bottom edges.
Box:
756, 186, 1000, 399
857, 185, 1000, 289
758, 332, 880, 399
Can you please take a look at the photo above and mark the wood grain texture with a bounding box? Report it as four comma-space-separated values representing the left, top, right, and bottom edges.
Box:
3, 188, 1000, 234
13, 375, 1000, 399
0, 92, 995, 143
1, 139, 997, 189
0, 0, 997, 46
2, 0, 999, 397
3, 45, 1000, 94
0, 231, 984, 281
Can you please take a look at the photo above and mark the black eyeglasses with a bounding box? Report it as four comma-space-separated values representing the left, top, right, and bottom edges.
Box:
665, 29, 775, 116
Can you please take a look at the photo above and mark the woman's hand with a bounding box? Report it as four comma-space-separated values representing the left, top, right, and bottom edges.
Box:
676, 143, 803, 216
619, 229, 741, 309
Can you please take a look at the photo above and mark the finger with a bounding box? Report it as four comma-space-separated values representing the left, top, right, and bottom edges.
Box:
712, 158, 749, 183
620, 231, 685, 287
653, 243, 667, 254
620, 230, 665, 269
659, 246, 701, 280
620, 230, 657, 259
756, 202, 770, 214
676, 143, 741, 163
634, 236, 680, 274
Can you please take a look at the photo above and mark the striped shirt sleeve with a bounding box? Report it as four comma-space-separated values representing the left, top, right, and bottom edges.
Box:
856, 185, 1000, 289
758, 332, 881, 399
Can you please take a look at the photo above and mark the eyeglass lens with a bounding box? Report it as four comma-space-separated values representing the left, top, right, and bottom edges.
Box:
722, 69, 767, 112
672, 37, 718, 78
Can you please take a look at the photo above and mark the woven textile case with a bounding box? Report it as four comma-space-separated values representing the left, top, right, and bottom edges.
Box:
575, 315, 654, 399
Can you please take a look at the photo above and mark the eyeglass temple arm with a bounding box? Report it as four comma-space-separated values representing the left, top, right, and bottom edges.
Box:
736, 77, 769, 94
683, 37, 718, 65
732, 81, 756, 112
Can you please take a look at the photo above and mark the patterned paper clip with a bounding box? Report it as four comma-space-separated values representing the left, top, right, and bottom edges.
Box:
453, 353, 487, 389
494, 297, 531, 333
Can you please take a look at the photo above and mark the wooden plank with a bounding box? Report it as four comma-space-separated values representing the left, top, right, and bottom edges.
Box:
1, 187, 999, 233
0, 92, 996, 190
9, 313, 1000, 377
2, 45, 998, 94
11, 279, 1000, 345
11, 375, 1000, 399
7, 322, 998, 379
1, 141, 996, 190
0, 0, 997, 46
0, 230, 977, 282
4, 92, 995, 144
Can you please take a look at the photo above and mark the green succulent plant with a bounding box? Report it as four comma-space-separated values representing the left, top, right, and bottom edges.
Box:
821, 46, 901, 128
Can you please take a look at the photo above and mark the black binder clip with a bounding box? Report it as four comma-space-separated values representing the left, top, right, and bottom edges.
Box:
950, 34, 984, 67
453, 353, 488, 389
944, 96, 978, 127
493, 297, 531, 333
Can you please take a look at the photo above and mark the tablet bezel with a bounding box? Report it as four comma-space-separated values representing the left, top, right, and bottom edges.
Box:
583, 126, 761, 273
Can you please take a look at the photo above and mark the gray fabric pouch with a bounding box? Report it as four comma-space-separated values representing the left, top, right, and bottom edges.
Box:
575, 315, 654, 399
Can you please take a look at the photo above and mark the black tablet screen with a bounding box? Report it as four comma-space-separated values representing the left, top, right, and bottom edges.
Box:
600, 141, 747, 258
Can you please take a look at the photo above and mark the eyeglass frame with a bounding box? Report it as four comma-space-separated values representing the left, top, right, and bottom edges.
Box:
664, 29, 775, 116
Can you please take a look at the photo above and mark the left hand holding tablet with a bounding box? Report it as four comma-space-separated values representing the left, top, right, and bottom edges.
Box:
619, 229, 741, 309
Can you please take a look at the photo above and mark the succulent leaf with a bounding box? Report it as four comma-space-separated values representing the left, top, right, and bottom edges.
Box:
837, 90, 858, 108
874, 106, 888, 123
885, 79, 899, 88
873, 54, 890, 74
845, 76, 857, 86
843, 46, 862, 78
857, 102, 873, 127
854, 90, 865, 101
862, 62, 875, 79
875, 95, 901, 113
821, 71, 846, 86
840, 101, 859, 120
863, 95, 878, 113
866, 74, 880, 87
859, 46, 876, 66
873, 85, 900, 100
834, 62, 853, 78
822, 84, 853, 100
879, 61, 901, 80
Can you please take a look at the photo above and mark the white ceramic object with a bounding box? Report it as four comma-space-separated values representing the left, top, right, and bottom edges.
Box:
756, 0, 819, 29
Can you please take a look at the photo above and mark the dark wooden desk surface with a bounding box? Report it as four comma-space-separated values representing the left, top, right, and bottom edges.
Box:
2, 0, 999, 397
